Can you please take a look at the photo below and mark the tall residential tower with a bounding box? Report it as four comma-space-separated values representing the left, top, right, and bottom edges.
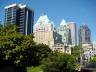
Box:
4, 4, 34, 35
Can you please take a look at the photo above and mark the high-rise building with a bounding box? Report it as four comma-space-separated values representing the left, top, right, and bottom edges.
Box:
67, 22, 77, 47
4, 4, 34, 35
78, 24, 91, 45
33, 13, 57, 48
58, 19, 71, 46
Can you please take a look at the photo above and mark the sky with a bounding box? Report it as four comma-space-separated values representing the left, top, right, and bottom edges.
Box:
0, 0, 96, 42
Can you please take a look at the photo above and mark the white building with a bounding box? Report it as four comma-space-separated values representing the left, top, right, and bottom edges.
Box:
33, 13, 57, 49
51, 19, 72, 54
82, 44, 92, 51
81, 43, 96, 64
34, 15, 72, 53
52, 43, 65, 53
58, 19, 71, 46
52, 43, 71, 54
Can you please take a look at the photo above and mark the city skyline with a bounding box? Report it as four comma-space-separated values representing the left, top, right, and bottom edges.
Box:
0, 0, 96, 41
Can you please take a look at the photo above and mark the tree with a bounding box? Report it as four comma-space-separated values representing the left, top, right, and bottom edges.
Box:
89, 55, 96, 63
0, 24, 51, 69
42, 52, 77, 72
32, 44, 51, 66
71, 46, 84, 63
71, 46, 83, 57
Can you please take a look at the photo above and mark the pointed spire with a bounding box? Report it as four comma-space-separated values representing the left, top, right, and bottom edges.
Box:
35, 13, 50, 26
60, 19, 66, 25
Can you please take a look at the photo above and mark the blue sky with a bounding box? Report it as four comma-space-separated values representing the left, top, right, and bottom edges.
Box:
0, 0, 96, 42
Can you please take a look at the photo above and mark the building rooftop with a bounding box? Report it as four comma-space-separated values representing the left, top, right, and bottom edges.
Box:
5, 3, 26, 9
60, 19, 66, 26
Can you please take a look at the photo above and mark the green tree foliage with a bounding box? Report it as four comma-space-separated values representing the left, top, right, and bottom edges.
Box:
0, 24, 82, 72
71, 46, 84, 63
42, 52, 77, 72
71, 46, 83, 57
0, 24, 51, 68
89, 55, 96, 63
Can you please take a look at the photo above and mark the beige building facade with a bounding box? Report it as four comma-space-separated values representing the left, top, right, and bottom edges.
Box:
34, 14, 72, 53
52, 43, 71, 54
34, 31, 55, 48
67, 22, 77, 47
33, 14, 55, 48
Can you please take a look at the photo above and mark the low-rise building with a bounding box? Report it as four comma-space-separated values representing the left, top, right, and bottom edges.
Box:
81, 43, 96, 65
52, 43, 71, 54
